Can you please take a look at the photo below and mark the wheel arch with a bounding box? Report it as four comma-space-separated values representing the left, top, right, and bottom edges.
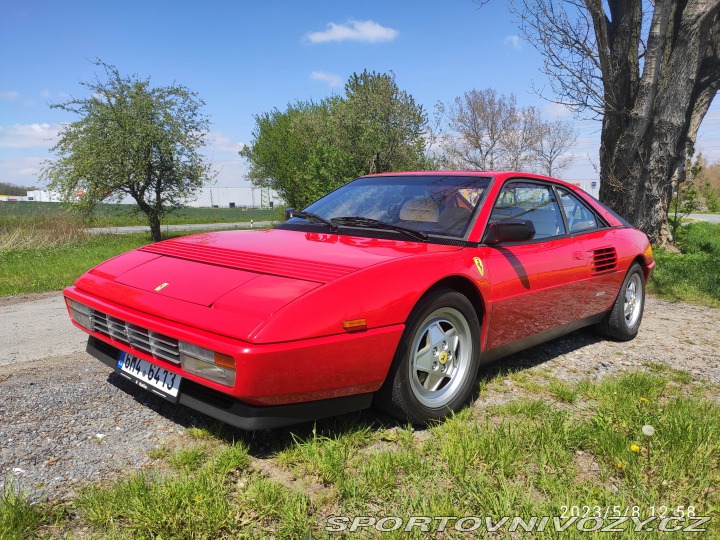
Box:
631, 254, 651, 282
420, 275, 486, 325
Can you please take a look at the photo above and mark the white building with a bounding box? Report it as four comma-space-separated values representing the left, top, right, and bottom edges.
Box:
15, 187, 282, 208
185, 186, 283, 208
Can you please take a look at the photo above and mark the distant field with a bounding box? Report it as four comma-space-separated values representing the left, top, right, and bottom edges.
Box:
0, 201, 279, 227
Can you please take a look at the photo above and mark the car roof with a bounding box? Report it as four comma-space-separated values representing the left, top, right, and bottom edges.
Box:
360, 170, 578, 189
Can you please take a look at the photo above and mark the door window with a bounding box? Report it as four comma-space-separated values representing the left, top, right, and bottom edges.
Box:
556, 187, 600, 233
490, 182, 566, 239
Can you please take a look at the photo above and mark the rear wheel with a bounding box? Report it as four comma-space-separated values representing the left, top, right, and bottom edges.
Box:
596, 263, 645, 341
376, 288, 481, 424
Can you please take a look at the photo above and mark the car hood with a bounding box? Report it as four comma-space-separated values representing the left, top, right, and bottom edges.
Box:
76, 228, 461, 341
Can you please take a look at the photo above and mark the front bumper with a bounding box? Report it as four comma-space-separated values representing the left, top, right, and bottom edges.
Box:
87, 336, 374, 430
65, 286, 403, 405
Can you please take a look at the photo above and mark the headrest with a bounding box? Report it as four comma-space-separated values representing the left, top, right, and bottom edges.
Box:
399, 197, 439, 222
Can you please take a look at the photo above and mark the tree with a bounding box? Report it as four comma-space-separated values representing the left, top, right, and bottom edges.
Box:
500, 105, 541, 171
534, 119, 577, 176
339, 71, 429, 174
438, 88, 576, 174
43, 61, 214, 242
503, 0, 720, 245
241, 70, 429, 209
443, 88, 517, 169
669, 154, 703, 238
0, 182, 37, 196
692, 152, 720, 212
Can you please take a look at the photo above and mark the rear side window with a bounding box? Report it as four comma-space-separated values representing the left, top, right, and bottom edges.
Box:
490, 182, 566, 239
557, 187, 600, 233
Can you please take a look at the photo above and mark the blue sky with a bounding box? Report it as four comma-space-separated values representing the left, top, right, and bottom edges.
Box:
1, 0, 719, 189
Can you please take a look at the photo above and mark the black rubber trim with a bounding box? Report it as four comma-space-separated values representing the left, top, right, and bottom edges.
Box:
86, 336, 373, 430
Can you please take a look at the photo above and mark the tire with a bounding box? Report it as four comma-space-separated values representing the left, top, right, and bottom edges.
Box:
375, 288, 481, 424
596, 263, 646, 341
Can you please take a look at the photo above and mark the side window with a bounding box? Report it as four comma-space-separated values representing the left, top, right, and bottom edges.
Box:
557, 187, 600, 233
490, 182, 566, 239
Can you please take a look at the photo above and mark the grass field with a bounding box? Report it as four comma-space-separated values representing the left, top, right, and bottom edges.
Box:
3, 368, 718, 538
0, 202, 277, 296
648, 221, 720, 307
0, 201, 279, 227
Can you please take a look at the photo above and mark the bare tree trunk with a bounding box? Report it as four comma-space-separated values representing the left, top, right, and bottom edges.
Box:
597, 2, 720, 246
505, 0, 720, 245
149, 214, 162, 243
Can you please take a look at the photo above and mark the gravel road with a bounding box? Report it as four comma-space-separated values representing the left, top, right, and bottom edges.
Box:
1, 293, 719, 503
687, 213, 720, 224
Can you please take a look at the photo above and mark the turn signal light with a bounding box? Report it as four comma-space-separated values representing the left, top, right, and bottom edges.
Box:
179, 342, 236, 386
342, 318, 367, 332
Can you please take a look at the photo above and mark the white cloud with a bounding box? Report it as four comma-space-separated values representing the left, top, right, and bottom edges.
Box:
0, 91, 19, 101
207, 131, 246, 154
305, 20, 399, 44
0, 123, 61, 148
544, 102, 573, 118
311, 71, 344, 87
504, 35, 522, 51
0, 156, 49, 186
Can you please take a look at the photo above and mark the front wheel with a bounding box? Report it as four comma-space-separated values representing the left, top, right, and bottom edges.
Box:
596, 263, 646, 341
376, 288, 481, 424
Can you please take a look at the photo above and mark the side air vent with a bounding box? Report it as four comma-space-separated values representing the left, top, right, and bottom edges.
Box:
590, 247, 618, 275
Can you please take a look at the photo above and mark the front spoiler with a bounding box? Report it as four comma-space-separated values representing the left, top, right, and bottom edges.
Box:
87, 336, 373, 430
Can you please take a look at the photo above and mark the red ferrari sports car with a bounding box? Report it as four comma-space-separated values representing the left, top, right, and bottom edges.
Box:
64, 172, 654, 428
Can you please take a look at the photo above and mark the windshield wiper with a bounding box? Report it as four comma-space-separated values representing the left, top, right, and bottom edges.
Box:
332, 216, 429, 241
289, 210, 339, 232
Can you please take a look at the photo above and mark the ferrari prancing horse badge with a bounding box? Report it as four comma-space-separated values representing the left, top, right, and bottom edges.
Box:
473, 257, 485, 278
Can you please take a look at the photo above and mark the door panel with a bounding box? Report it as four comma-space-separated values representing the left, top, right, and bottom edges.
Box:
483, 181, 588, 351
484, 237, 588, 350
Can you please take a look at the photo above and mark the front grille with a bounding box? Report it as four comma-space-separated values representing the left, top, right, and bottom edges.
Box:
90, 309, 180, 365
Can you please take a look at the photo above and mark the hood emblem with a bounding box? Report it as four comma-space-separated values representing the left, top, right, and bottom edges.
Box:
154, 282, 169, 292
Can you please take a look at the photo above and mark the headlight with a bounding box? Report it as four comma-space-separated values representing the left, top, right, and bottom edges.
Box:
179, 342, 236, 387
66, 298, 93, 330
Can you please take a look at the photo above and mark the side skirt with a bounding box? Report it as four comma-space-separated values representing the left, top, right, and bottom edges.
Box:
480, 312, 605, 365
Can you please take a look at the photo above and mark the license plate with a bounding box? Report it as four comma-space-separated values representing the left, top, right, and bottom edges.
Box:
116, 352, 181, 402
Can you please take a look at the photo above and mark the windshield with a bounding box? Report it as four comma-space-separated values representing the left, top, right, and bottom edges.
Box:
286, 175, 491, 239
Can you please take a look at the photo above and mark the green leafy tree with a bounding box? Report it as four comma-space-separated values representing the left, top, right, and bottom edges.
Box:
0, 182, 37, 196
241, 70, 430, 209
43, 61, 214, 242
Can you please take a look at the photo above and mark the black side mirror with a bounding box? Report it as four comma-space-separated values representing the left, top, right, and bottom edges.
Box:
482, 220, 536, 245
284, 207, 296, 220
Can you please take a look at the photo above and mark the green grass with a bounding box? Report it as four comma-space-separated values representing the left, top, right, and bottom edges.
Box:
0, 233, 151, 296
0, 480, 44, 540
649, 221, 720, 307
0, 228, 259, 297
0, 200, 278, 227
169, 446, 208, 472
3, 371, 718, 538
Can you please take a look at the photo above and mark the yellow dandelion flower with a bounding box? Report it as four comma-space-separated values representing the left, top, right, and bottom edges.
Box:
640, 397, 649, 403
631, 444, 641, 453
616, 461, 623, 469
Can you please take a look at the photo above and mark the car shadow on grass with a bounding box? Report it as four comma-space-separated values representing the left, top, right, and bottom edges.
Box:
105, 326, 605, 459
